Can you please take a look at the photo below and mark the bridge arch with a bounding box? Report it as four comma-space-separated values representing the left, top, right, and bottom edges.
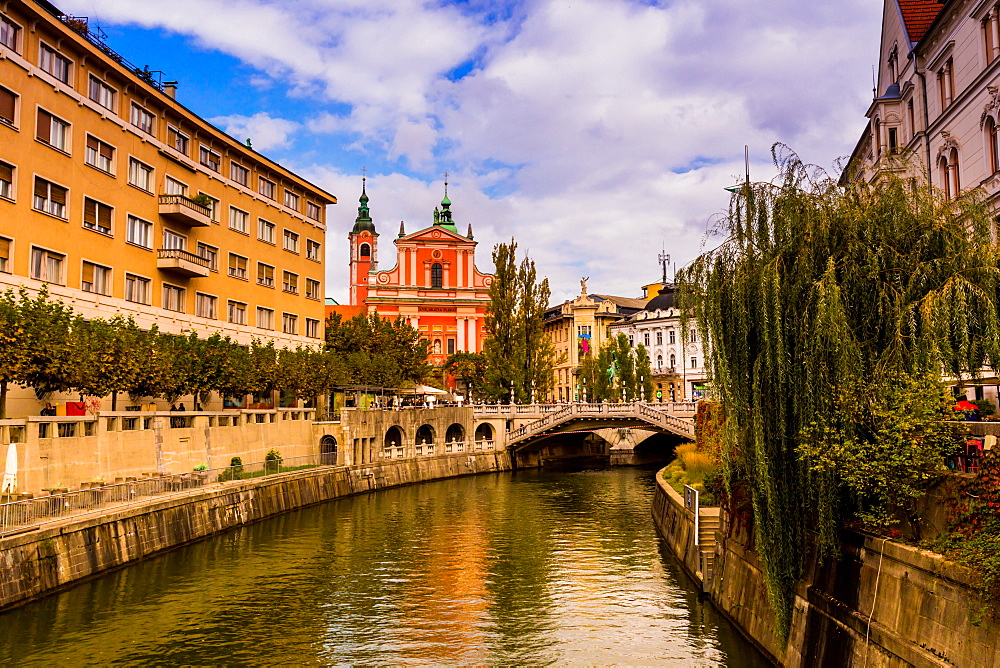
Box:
319, 435, 338, 465
384, 426, 405, 449
416, 424, 436, 445
475, 423, 494, 443
445, 423, 465, 443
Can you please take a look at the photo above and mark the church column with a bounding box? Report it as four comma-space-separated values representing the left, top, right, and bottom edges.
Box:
455, 252, 464, 288
410, 250, 418, 287
456, 316, 466, 351
467, 316, 477, 352
467, 251, 474, 286
443, 264, 451, 288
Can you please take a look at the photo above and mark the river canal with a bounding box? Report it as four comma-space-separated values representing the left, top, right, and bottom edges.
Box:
0, 466, 768, 666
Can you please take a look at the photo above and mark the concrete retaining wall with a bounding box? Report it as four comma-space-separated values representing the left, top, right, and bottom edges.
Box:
0, 449, 512, 612
651, 471, 1000, 667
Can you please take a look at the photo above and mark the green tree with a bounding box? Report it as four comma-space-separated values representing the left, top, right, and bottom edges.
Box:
325, 312, 430, 387
677, 146, 993, 637
443, 351, 488, 399
613, 334, 636, 401
635, 344, 654, 400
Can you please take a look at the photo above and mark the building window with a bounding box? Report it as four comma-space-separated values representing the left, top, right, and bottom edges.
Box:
199, 145, 220, 172
32, 177, 67, 218
259, 177, 275, 199
83, 197, 113, 235
907, 99, 915, 138
257, 307, 274, 330
163, 284, 185, 312
359, 243, 370, 259
284, 190, 299, 211
306, 201, 321, 221
669, 329, 676, 344
130, 103, 155, 135
988, 117, 1000, 174
39, 44, 71, 84
128, 158, 153, 192
1, 16, 21, 52
431, 262, 443, 288
306, 239, 321, 261
670, 353, 676, 368
306, 278, 321, 300
938, 58, 954, 109
258, 219, 275, 244
199, 193, 219, 222
228, 253, 248, 280
228, 207, 248, 234
164, 176, 187, 196
305, 318, 320, 339
282, 313, 297, 335
85, 135, 114, 174
578, 325, 592, 337
81, 261, 111, 295
282, 271, 298, 294
689, 328, 698, 343
0, 161, 13, 200
196, 293, 217, 319
940, 148, 960, 199
197, 242, 218, 271
87, 76, 116, 111
985, 13, 998, 64
888, 127, 898, 154
230, 162, 249, 186
0, 237, 11, 273
37, 108, 69, 152
162, 229, 186, 250
227, 300, 246, 325
643, 332, 650, 346
283, 229, 299, 253
124, 274, 151, 304
257, 262, 275, 287
167, 126, 189, 155
0, 86, 16, 126
447, 338, 455, 355
691, 357, 697, 368
126, 215, 152, 249
30, 247, 64, 284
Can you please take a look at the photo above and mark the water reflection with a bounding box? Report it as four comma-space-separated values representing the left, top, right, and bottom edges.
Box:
0, 467, 768, 666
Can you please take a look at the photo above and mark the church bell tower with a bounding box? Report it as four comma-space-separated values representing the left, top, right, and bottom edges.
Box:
348, 178, 378, 306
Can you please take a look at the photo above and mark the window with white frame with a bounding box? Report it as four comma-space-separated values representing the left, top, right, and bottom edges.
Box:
306, 239, 321, 261
85, 135, 114, 173
258, 219, 275, 244
227, 300, 246, 325
257, 262, 274, 287
228, 253, 248, 280
283, 229, 299, 253
87, 75, 116, 111
199, 145, 220, 172
196, 293, 217, 319
306, 201, 321, 221
256, 306, 274, 330
656, 331, 663, 345
163, 284, 185, 312
81, 261, 111, 295
126, 215, 152, 249
689, 328, 698, 343
83, 197, 113, 235
39, 44, 71, 83
0, 86, 16, 126
167, 126, 189, 155
124, 274, 150, 304
259, 177, 275, 199
230, 162, 249, 186
0, 236, 10, 273
196, 242, 218, 271
691, 357, 697, 368
32, 177, 67, 218
668, 329, 675, 344
229, 206, 248, 233
128, 158, 153, 192
0, 161, 13, 200
305, 318, 320, 338
282, 270, 298, 294
283, 190, 299, 211
306, 278, 321, 300
1, 16, 21, 52
162, 229, 186, 250
164, 176, 187, 196
130, 103, 155, 135
643, 332, 650, 346
30, 247, 64, 284
282, 313, 297, 335
37, 108, 69, 151
199, 192, 219, 222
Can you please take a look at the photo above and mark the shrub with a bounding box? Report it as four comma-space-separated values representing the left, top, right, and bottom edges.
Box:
974, 399, 996, 418
265, 449, 283, 474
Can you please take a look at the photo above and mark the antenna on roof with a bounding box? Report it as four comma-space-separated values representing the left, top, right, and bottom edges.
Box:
658, 249, 671, 285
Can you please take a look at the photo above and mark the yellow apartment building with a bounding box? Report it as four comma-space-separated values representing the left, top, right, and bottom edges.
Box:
0, 0, 335, 355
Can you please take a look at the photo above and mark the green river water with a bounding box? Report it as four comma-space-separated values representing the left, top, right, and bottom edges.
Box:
0, 466, 770, 666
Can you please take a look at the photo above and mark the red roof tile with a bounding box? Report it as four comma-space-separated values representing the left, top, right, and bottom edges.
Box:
898, 0, 944, 43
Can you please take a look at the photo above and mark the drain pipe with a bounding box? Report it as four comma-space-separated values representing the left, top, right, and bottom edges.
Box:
913, 55, 934, 188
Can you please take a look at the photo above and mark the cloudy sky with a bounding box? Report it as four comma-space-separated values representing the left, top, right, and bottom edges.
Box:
61, 0, 883, 303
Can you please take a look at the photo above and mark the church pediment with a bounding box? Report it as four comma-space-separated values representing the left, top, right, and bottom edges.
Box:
399, 226, 473, 244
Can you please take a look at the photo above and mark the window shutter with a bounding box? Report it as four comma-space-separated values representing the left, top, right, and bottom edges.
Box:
238, 256, 247, 272
98, 203, 112, 228
257, 263, 266, 282
99, 141, 113, 160
34, 177, 48, 199
229, 254, 237, 272
0, 238, 10, 260
0, 87, 15, 123
50, 184, 66, 206
82, 262, 94, 284
83, 198, 96, 225
0, 161, 12, 182
36, 109, 51, 143
86, 135, 98, 153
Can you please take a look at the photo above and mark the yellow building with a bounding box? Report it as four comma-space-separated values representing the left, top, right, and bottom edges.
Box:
0, 0, 335, 352
542, 279, 646, 402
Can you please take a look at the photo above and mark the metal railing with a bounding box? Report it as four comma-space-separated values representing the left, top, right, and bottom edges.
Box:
0, 454, 327, 537
156, 247, 213, 269
158, 194, 212, 217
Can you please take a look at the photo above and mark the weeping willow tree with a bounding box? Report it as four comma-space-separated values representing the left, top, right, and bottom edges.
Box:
677, 145, 1000, 638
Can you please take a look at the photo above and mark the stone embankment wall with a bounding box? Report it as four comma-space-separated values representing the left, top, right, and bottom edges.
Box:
0, 450, 512, 612
652, 471, 1000, 667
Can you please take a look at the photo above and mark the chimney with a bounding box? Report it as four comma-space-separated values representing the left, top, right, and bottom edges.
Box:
162, 81, 178, 99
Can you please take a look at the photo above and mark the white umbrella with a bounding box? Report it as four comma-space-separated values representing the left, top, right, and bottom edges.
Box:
1, 443, 17, 495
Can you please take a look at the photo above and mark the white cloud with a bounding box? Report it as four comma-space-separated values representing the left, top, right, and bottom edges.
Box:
210, 112, 299, 151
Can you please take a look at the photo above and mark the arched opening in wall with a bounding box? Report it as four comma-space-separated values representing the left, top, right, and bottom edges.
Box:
446, 423, 465, 444
987, 117, 1000, 174
431, 262, 442, 288
475, 423, 494, 445
939, 156, 951, 199
360, 243, 371, 258
416, 424, 435, 445
384, 426, 404, 450
320, 435, 338, 465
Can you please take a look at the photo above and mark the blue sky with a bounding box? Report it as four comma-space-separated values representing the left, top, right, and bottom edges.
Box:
61, 0, 883, 303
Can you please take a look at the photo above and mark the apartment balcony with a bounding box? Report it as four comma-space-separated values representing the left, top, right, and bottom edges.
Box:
157, 248, 211, 277
158, 194, 212, 227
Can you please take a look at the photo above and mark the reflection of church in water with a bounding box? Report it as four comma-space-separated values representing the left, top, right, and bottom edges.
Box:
345, 179, 494, 366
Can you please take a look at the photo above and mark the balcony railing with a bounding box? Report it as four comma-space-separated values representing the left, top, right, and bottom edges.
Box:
156, 248, 211, 277
158, 194, 212, 227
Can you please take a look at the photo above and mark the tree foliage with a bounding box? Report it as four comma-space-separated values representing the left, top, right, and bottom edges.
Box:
677, 146, 995, 637
443, 351, 488, 398
324, 312, 430, 386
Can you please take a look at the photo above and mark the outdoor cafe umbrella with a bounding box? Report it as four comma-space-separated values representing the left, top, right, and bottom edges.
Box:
954, 400, 979, 411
